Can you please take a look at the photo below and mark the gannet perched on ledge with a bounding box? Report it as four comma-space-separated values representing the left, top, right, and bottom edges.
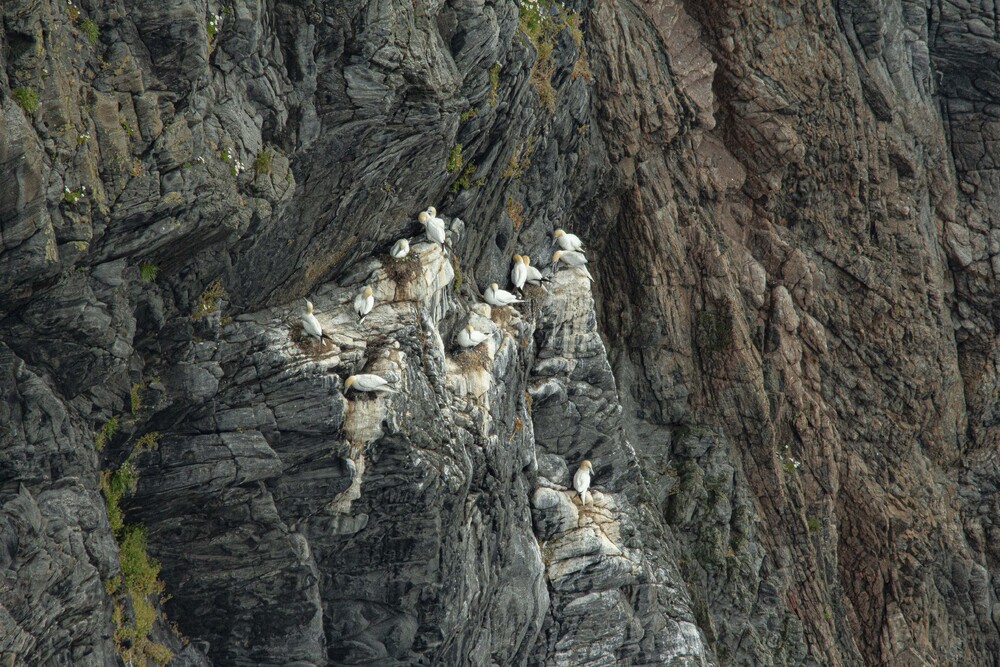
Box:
553, 228, 584, 252
419, 208, 447, 251
522, 255, 548, 286
301, 299, 332, 346
574, 460, 593, 505
552, 250, 594, 282
485, 282, 523, 306
354, 285, 374, 322
510, 254, 528, 291
390, 239, 410, 259
344, 374, 397, 393
456, 324, 489, 349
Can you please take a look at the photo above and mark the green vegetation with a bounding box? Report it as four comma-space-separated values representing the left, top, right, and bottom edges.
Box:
518, 1, 560, 111
130, 383, 143, 414
460, 107, 478, 122
450, 162, 483, 192
98, 428, 172, 666
807, 517, 821, 534
447, 144, 463, 173
518, 1, 587, 111
95, 416, 119, 451
488, 63, 501, 107
62, 186, 87, 204
192, 279, 226, 319
80, 18, 99, 45
502, 137, 534, 179
12, 86, 39, 113
67, 3, 80, 21
254, 147, 273, 175
139, 260, 158, 282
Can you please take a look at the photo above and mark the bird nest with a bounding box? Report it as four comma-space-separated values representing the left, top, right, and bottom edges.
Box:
490, 305, 515, 327
382, 253, 423, 292
290, 322, 333, 360
452, 344, 491, 372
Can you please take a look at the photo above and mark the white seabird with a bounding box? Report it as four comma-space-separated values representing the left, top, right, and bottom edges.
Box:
552, 250, 594, 281
485, 282, 523, 307
554, 228, 584, 252
344, 374, 397, 393
456, 324, 489, 349
390, 239, 410, 259
301, 299, 331, 345
354, 285, 374, 322
418, 210, 447, 251
510, 254, 528, 291
573, 460, 593, 505
522, 255, 548, 286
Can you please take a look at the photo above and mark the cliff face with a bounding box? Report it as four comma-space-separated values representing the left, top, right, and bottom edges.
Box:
2, 0, 999, 665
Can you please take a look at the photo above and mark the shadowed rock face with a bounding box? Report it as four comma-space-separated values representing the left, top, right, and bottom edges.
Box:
2, 0, 1000, 665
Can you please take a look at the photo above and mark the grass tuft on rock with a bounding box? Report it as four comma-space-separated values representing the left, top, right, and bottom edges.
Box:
95, 416, 119, 450
139, 260, 158, 282
80, 18, 99, 45
447, 144, 463, 173
254, 147, 273, 175
192, 279, 226, 319
12, 86, 39, 113
488, 63, 501, 107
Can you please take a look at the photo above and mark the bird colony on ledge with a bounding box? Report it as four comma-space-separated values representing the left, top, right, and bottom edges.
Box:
297, 207, 597, 506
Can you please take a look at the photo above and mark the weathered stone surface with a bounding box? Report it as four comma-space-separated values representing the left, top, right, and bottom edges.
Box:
3, 0, 1000, 664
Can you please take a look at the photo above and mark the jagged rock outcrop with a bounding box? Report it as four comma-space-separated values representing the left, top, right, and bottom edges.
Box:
2, 0, 1000, 665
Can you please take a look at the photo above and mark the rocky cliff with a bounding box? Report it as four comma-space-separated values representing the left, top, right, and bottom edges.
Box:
2, 0, 999, 664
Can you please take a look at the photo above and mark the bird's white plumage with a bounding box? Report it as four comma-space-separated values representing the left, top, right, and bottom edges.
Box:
510, 254, 528, 290
301, 299, 326, 344
523, 256, 546, 285
573, 460, 593, 505
456, 325, 489, 348
354, 286, 374, 321
345, 373, 397, 392
554, 229, 584, 252
419, 210, 447, 248
390, 239, 410, 258
485, 282, 523, 306
553, 250, 594, 281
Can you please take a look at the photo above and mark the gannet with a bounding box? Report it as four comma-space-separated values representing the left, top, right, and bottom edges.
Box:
573, 460, 593, 505
426, 206, 445, 227
418, 210, 447, 251
301, 299, 331, 345
390, 239, 410, 259
354, 285, 374, 322
344, 374, 397, 393
554, 229, 584, 252
485, 282, 523, 306
510, 254, 528, 291
456, 324, 489, 348
522, 255, 548, 285
552, 250, 594, 281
